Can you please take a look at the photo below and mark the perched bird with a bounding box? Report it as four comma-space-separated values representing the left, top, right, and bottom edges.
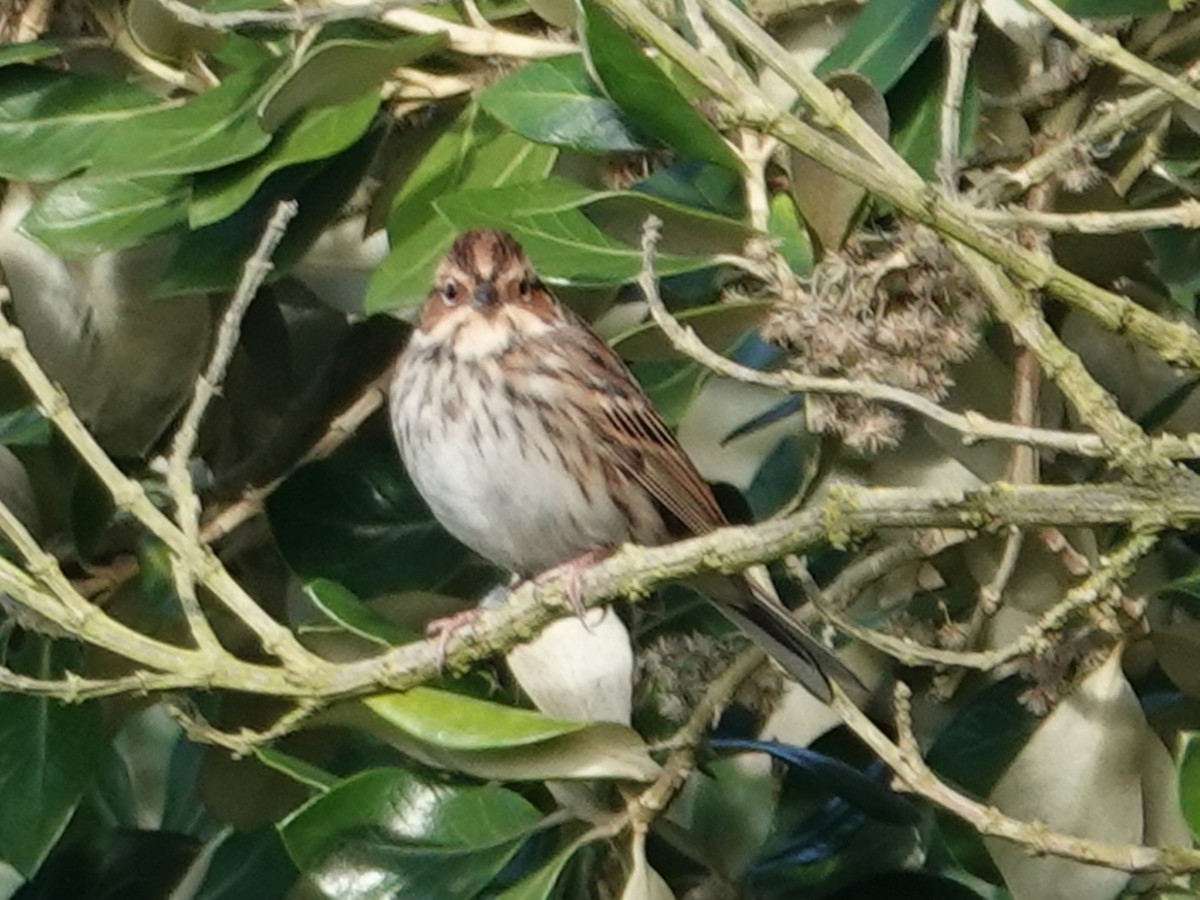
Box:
389, 229, 857, 702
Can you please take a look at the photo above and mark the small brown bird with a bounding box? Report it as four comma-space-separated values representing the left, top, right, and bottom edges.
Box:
389, 229, 856, 701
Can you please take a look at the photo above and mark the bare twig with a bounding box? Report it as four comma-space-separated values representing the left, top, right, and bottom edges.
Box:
968, 201, 1200, 234
165, 201, 298, 654
831, 682, 1200, 874
155, 0, 575, 57
1025, 0, 1200, 114
939, 0, 980, 195
812, 526, 1161, 671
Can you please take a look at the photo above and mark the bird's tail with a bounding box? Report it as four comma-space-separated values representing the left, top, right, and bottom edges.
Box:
701, 570, 864, 704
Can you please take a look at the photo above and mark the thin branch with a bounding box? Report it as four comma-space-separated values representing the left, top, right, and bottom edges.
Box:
812, 526, 1161, 670
984, 60, 1200, 201
831, 682, 1200, 874
1024, 0, 1200, 114
949, 243, 1170, 475
641, 239, 1200, 463
166, 201, 298, 654
155, 0, 575, 58
968, 200, 1200, 234
599, 0, 1200, 375
0, 297, 325, 673
939, 0, 980, 195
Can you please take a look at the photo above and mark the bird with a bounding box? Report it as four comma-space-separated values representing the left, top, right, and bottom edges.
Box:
388, 228, 858, 702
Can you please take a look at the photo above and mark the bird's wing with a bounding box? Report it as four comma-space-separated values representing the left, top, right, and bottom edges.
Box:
559, 313, 727, 536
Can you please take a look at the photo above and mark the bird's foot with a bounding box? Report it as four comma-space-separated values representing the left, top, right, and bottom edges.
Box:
533, 547, 615, 621
425, 608, 483, 672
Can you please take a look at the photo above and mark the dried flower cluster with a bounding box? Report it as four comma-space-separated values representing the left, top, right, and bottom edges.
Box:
636, 632, 782, 727
762, 224, 988, 452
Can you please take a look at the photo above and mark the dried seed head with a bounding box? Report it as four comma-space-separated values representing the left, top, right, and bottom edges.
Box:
763, 224, 987, 453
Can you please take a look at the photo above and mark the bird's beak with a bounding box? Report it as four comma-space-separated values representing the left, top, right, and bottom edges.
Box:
472, 282, 498, 309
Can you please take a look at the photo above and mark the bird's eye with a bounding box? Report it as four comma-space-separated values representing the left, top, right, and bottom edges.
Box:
442, 282, 459, 303
517, 278, 531, 299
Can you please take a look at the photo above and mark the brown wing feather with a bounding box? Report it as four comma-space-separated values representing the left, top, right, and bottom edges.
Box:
559, 311, 727, 536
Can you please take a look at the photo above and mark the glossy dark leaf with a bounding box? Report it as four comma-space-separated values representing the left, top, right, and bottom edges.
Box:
85, 61, 279, 178
712, 739, 918, 825
194, 828, 297, 900
265, 442, 472, 598
0, 640, 107, 875
21, 175, 190, 258
579, 0, 740, 170
279, 768, 541, 898
815, 0, 941, 93
192, 89, 380, 227
479, 54, 649, 153
157, 124, 383, 296
0, 66, 158, 181
302, 578, 412, 647
258, 31, 444, 132
434, 178, 730, 285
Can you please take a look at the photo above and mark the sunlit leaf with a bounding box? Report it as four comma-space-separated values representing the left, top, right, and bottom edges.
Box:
192, 89, 380, 227
480, 54, 649, 153
0, 66, 158, 180
816, 0, 941, 93
579, 0, 740, 170
21, 175, 190, 258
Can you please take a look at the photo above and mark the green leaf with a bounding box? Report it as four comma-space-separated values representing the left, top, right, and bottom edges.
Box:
579, 0, 741, 170
767, 193, 813, 276
338, 690, 661, 781
265, 442, 472, 598
362, 688, 589, 750
302, 578, 411, 648
279, 768, 540, 897
85, 60, 279, 178
611, 300, 772, 361
0, 66, 159, 181
1180, 731, 1200, 840
890, 44, 979, 182
258, 30, 444, 132
0, 41, 64, 67
21, 175, 190, 258
158, 124, 383, 296
0, 640, 107, 875
0, 407, 50, 446
192, 89, 379, 227
495, 835, 590, 900
366, 104, 557, 313
1054, 0, 1173, 13
255, 747, 338, 792
194, 828, 298, 900
479, 54, 649, 153
630, 360, 706, 426
816, 0, 941, 93
434, 178, 735, 285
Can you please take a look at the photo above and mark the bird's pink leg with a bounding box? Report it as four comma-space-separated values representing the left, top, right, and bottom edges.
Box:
425, 609, 483, 672
532, 547, 615, 619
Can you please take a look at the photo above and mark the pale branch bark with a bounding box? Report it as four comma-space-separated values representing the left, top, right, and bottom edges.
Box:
832, 682, 1200, 875
1023, 0, 1200, 114
939, 0, 980, 194
982, 60, 1200, 202
0, 481, 1194, 702
602, 0, 1200, 375
640, 235, 1200, 463
969, 200, 1200, 233
165, 201, 298, 655
155, 0, 576, 57
812, 526, 1162, 670
0, 295, 327, 674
